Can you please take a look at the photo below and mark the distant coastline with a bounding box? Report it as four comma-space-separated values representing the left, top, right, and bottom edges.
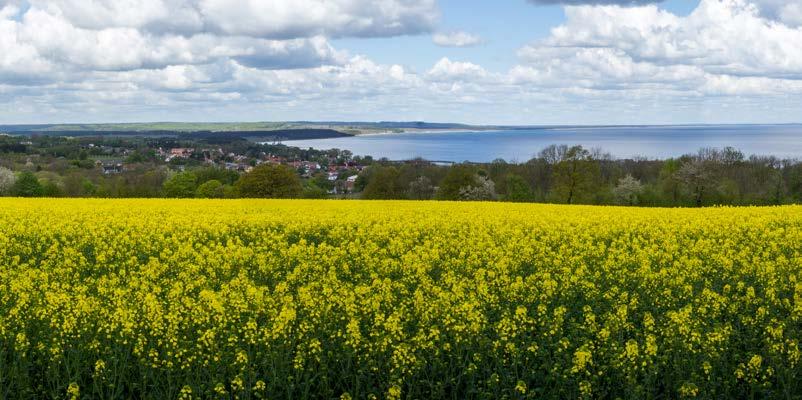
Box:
3, 122, 802, 143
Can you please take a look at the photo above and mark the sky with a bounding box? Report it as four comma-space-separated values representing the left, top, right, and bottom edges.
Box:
1, 0, 802, 125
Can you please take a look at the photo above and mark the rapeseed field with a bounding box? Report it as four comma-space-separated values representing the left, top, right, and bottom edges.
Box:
1, 199, 801, 399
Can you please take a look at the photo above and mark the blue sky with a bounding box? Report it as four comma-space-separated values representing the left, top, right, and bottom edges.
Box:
336, 1, 698, 74
335, 1, 567, 73
1, 0, 802, 125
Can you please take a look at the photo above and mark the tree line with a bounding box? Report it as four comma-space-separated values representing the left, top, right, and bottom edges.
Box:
357, 145, 802, 206
0, 164, 310, 199
3, 138, 802, 206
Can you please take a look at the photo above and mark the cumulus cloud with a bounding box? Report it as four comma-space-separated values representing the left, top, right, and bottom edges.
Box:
0, 0, 443, 122
432, 31, 482, 47
527, 0, 802, 26
3, 0, 802, 125
1, 10, 345, 73
522, 0, 802, 79
427, 58, 488, 81
24, 0, 439, 39
751, 0, 802, 26
527, 0, 662, 5
1, 0, 431, 77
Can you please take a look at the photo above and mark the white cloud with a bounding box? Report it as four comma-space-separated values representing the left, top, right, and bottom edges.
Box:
2, 0, 802, 125
432, 31, 482, 47
24, 0, 439, 39
751, 0, 802, 26
427, 58, 488, 81
527, 0, 661, 4
0, 9, 55, 83
502, 0, 802, 122
531, 1, 802, 79
0, 2, 349, 76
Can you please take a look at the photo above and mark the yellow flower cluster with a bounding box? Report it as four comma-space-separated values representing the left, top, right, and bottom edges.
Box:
1, 198, 802, 398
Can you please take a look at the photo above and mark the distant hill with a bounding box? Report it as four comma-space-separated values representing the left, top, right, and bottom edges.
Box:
0, 122, 293, 132
0, 121, 496, 139
4, 122, 798, 136
0, 127, 352, 142
0, 121, 496, 134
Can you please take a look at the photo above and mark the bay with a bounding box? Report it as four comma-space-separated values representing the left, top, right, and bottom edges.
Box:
283, 124, 802, 162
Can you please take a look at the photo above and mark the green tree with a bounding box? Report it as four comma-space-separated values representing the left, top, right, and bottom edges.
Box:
362, 166, 404, 199
236, 164, 302, 198
195, 179, 225, 198
436, 164, 478, 200
551, 146, 598, 204
63, 173, 96, 197
659, 158, 682, 205
222, 185, 239, 199
162, 172, 198, 198
125, 149, 157, 163
82, 179, 97, 197
41, 179, 63, 197
129, 169, 169, 198
504, 174, 533, 202
302, 182, 328, 199
194, 167, 240, 185
12, 171, 44, 197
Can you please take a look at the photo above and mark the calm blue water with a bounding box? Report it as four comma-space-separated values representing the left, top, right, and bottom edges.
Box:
283, 124, 802, 162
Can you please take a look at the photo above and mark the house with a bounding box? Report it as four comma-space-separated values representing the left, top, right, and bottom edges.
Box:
266, 155, 287, 164
101, 163, 123, 174
224, 162, 246, 171
345, 175, 358, 192
170, 148, 193, 158
327, 171, 339, 181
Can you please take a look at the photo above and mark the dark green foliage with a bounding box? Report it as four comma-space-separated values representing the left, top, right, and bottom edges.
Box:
222, 184, 239, 199
195, 179, 225, 198
12, 172, 43, 197
362, 166, 405, 199
302, 182, 329, 199
436, 164, 478, 200
162, 172, 198, 198
194, 167, 240, 185
8, 133, 802, 206
41, 180, 63, 197
125, 149, 158, 163
237, 164, 302, 198
504, 174, 533, 202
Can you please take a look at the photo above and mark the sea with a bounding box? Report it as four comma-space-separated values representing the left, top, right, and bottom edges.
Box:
282, 124, 802, 162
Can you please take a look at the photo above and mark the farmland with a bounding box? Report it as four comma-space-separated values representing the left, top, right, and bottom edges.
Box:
1, 199, 802, 398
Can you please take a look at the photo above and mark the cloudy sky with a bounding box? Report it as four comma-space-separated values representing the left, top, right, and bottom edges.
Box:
2, 0, 802, 125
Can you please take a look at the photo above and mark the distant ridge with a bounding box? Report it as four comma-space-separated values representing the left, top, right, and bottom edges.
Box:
2, 122, 801, 135
0, 128, 351, 141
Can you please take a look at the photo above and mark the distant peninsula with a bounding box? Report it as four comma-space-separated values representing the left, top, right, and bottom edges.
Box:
4, 121, 797, 142
0, 121, 496, 141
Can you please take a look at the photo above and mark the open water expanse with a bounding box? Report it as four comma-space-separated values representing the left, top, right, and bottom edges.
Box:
284, 124, 802, 162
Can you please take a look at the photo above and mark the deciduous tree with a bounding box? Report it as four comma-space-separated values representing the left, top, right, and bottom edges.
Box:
12, 171, 43, 197
0, 167, 15, 195
162, 172, 198, 198
236, 164, 302, 198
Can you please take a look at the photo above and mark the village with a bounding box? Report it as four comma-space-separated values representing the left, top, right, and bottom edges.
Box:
0, 135, 373, 195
